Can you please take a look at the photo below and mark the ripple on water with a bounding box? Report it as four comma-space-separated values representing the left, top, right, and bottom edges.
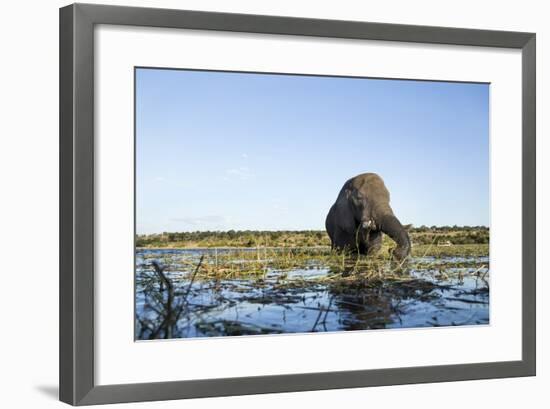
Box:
135, 248, 489, 339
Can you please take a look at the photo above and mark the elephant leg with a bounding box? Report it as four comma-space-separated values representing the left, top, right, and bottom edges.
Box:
334, 229, 356, 253
357, 232, 368, 255
366, 230, 382, 256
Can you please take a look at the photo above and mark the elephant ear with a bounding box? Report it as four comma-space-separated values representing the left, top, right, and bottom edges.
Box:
334, 190, 357, 234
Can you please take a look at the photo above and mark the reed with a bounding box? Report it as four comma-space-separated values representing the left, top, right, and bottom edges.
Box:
139, 243, 488, 284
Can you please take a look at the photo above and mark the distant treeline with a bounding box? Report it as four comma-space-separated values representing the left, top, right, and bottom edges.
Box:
411, 226, 489, 245
136, 226, 489, 248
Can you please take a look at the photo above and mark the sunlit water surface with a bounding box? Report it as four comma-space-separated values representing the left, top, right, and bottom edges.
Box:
135, 248, 489, 339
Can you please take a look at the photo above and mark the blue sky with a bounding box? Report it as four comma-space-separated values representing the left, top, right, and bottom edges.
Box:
136, 68, 489, 234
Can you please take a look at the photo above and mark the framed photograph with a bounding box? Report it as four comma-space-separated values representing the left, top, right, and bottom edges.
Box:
59, 3, 536, 406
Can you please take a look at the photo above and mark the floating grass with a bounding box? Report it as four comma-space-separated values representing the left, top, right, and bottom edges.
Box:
135, 241, 490, 339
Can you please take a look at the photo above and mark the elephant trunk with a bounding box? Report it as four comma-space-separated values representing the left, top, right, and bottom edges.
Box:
379, 214, 411, 261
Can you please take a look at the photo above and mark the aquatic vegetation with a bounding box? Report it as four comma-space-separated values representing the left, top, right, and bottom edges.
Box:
135, 243, 490, 339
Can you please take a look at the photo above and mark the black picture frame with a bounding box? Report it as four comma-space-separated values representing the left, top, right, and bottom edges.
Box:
59, 3, 536, 406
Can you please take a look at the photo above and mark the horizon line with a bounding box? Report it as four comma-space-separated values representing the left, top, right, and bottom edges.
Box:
137, 225, 490, 235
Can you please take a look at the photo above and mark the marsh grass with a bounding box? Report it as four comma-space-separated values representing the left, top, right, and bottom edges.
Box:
137, 227, 489, 248
136, 242, 490, 339
139, 243, 489, 285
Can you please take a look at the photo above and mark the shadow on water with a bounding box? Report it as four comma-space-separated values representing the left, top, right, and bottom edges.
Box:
135, 249, 489, 339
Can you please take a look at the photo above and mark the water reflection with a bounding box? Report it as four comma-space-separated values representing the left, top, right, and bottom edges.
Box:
135, 249, 489, 340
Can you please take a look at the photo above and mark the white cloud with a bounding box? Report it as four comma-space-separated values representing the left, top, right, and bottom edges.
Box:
225, 166, 254, 181
170, 215, 227, 229
272, 201, 289, 214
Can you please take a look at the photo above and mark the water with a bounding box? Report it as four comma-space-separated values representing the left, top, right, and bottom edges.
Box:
135, 248, 489, 339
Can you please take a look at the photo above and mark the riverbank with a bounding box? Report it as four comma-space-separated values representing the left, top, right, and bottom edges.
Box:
136, 226, 489, 249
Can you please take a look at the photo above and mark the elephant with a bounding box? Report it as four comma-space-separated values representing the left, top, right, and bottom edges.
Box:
325, 173, 411, 261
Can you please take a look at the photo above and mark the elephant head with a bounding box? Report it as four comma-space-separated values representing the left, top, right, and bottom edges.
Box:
326, 173, 411, 261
